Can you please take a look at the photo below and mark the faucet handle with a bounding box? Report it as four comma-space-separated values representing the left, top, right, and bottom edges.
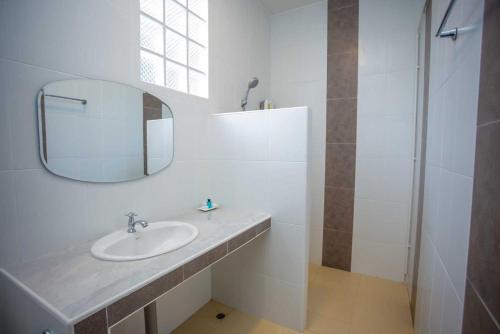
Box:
125, 212, 138, 218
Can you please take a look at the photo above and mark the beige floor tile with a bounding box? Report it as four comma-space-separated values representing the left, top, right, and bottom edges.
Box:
306, 311, 351, 334
220, 310, 281, 334
308, 263, 321, 282
278, 326, 302, 334
171, 314, 222, 334
352, 276, 413, 334
172, 267, 414, 334
311, 266, 361, 290
196, 299, 235, 318
308, 277, 358, 323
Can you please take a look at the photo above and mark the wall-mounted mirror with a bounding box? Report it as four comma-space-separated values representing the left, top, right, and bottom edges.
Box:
37, 79, 174, 183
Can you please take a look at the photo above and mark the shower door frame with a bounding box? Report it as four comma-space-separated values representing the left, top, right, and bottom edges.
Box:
405, 0, 431, 321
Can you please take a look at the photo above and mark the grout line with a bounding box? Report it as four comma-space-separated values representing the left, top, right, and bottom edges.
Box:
0, 57, 84, 78
477, 118, 500, 128
326, 97, 357, 101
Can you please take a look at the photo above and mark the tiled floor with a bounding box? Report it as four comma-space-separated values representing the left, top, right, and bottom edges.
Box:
172, 264, 414, 334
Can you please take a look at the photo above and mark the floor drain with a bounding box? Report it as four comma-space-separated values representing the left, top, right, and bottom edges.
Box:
216, 313, 226, 320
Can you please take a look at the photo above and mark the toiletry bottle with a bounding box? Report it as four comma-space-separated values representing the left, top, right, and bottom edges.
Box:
207, 199, 213, 209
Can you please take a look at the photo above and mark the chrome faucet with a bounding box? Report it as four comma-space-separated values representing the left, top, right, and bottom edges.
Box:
126, 212, 149, 233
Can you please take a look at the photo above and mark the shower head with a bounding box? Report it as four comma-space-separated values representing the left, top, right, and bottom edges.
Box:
241, 77, 259, 111
248, 77, 259, 89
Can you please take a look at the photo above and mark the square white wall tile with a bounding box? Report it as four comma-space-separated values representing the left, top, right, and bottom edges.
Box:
442, 172, 472, 302
263, 222, 307, 285
13, 170, 89, 263
207, 112, 269, 161
353, 199, 409, 245
0, 59, 76, 171
351, 239, 408, 282
385, 69, 416, 117
204, 160, 270, 212
414, 233, 435, 334
0, 0, 137, 83
428, 254, 446, 334
264, 277, 304, 331
239, 272, 267, 318
267, 161, 308, 226
309, 226, 323, 265
440, 274, 464, 334
0, 172, 20, 267
357, 74, 387, 116
211, 251, 245, 309
268, 108, 308, 162
309, 190, 325, 231
354, 158, 385, 200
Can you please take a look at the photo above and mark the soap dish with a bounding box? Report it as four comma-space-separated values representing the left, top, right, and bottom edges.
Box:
197, 203, 220, 212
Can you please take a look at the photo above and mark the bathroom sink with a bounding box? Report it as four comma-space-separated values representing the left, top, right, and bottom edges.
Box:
91, 221, 199, 261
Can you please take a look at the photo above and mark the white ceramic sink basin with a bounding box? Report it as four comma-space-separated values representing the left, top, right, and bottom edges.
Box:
91, 221, 199, 261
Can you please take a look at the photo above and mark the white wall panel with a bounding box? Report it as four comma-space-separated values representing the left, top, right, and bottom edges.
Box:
269, 2, 327, 264
414, 0, 484, 332
207, 108, 310, 332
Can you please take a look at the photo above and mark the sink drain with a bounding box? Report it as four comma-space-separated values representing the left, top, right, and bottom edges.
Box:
216, 313, 226, 320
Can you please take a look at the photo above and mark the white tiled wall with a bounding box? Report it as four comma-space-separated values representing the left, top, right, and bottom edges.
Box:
269, 1, 327, 264
0, 0, 271, 331
206, 108, 310, 332
353, 0, 421, 282
209, 0, 270, 113
414, 0, 484, 333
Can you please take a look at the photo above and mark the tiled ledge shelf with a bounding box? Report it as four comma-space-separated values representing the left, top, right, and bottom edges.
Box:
1, 210, 271, 334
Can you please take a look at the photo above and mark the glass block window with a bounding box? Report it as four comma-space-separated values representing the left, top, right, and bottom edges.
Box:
140, 0, 208, 98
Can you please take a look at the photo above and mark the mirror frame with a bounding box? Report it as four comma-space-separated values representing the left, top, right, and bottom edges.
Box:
36, 79, 175, 183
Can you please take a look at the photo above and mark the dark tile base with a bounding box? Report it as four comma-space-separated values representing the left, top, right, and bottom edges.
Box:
107, 267, 183, 326
325, 143, 356, 188
467, 122, 500, 322
74, 309, 107, 334
462, 280, 500, 334
322, 229, 352, 271
323, 186, 354, 232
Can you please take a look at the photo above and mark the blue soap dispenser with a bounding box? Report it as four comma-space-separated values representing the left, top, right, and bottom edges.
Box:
207, 198, 213, 209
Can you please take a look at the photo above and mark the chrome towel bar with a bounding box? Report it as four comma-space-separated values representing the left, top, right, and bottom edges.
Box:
41, 89, 87, 105
436, 0, 458, 40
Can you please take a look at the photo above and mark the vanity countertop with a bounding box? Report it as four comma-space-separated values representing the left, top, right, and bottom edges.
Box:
2, 209, 271, 326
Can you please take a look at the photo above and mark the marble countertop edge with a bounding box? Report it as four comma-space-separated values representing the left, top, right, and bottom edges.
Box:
2, 209, 272, 326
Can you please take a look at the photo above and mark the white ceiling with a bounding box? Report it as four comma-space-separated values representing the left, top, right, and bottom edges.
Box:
260, 0, 323, 14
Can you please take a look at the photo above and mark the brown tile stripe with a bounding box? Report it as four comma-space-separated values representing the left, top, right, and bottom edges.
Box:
463, 0, 500, 331
74, 309, 107, 334
184, 243, 228, 279
228, 227, 257, 252
107, 267, 183, 326
329, 0, 357, 10
322, 229, 352, 271
463, 280, 500, 334
323, 0, 358, 272
255, 219, 271, 235
76, 219, 271, 330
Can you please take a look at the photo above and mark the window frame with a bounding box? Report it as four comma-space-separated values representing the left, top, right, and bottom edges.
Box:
139, 0, 208, 98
